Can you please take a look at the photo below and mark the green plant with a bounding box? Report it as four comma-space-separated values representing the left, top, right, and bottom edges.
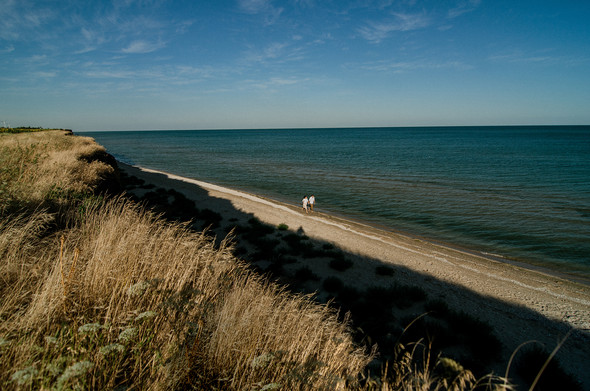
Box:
375, 265, 395, 276
294, 266, 320, 282
323, 277, 344, 292
329, 257, 353, 272
514, 345, 582, 391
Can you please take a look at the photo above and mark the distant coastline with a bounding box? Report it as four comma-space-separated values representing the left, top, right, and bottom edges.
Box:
77, 124, 590, 132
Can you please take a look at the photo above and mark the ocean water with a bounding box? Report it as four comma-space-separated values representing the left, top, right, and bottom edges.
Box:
84, 126, 590, 282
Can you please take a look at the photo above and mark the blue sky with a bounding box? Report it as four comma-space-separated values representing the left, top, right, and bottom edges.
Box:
1, 0, 589, 130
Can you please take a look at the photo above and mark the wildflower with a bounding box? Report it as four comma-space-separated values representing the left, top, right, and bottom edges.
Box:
252, 352, 275, 369
100, 343, 125, 356
78, 323, 102, 334
56, 361, 93, 389
45, 356, 68, 378
45, 336, 59, 345
11, 366, 38, 386
135, 310, 157, 322
127, 281, 150, 296
118, 327, 137, 344
45, 363, 62, 378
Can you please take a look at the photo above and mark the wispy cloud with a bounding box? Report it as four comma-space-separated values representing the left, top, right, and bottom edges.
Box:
243, 41, 305, 65
2, 0, 189, 60
238, 0, 272, 14
357, 12, 431, 43
0, 0, 55, 40
1, 45, 15, 54
358, 58, 472, 73
448, 0, 481, 19
85, 70, 138, 79
34, 71, 58, 78
244, 76, 309, 90
237, 0, 284, 25
121, 40, 166, 54
245, 42, 288, 62
488, 48, 590, 67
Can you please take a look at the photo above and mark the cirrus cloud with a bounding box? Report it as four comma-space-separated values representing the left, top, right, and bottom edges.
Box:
357, 12, 431, 43
121, 40, 165, 54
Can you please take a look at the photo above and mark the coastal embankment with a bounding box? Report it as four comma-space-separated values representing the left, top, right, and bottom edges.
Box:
2, 129, 587, 389
120, 162, 590, 389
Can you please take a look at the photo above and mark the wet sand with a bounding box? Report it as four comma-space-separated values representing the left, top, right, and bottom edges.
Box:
119, 162, 590, 387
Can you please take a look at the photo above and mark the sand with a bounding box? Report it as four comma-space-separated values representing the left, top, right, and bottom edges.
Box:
119, 162, 590, 388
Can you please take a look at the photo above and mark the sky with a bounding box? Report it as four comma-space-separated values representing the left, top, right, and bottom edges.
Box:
1, 0, 590, 131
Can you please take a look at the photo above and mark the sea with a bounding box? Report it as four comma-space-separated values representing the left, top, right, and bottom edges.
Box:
83, 126, 590, 284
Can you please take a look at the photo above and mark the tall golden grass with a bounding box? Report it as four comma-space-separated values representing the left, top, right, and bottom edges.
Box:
0, 130, 114, 208
0, 130, 512, 390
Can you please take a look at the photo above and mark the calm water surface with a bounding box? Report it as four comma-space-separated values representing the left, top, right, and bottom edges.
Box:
84, 126, 590, 282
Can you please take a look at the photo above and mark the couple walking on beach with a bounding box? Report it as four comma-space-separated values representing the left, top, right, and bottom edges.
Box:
302, 195, 315, 213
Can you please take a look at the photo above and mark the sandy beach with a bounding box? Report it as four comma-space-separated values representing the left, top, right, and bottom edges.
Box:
119, 162, 590, 388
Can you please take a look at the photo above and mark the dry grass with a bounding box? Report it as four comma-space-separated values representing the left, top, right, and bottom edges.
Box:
0, 130, 114, 209
0, 130, 514, 390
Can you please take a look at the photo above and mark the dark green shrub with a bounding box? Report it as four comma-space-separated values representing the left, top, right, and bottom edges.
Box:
446, 310, 501, 362
515, 346, 582, 391
375, 265, 395, 276
265, 262, 284, 277
281, 255, 298, 264
234, 246, 248, 256
294, 266, 319, 282
394, 285, 427, 307
198, 208, 222, 225
248, 217, 275, 235
336, 286, 360, 306
120, 172, 145, 188
170, 191, 198, 214
277, 223, 289, 231
283, 233, 302, 246
329, 257, 353, 272
424, 299, 449, 318
398, 315, 456, 353
283, 233, 313, 256
250, 237, 281, 262
323, 277, 344, 292
142, 190, 168, 204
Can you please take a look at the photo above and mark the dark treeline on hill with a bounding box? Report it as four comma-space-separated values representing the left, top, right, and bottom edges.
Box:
0, 126, 72, 134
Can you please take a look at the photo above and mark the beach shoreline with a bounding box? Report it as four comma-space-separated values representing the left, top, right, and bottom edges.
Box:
118, 162, 590, 387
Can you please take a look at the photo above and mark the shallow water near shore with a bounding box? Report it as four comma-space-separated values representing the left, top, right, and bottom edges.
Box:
84, 126, 590, 282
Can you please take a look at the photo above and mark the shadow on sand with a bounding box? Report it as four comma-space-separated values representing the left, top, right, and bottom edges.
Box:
118, 163, 588, 390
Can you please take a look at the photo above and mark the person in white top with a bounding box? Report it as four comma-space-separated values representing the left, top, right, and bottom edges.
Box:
302, 196, 309, 213
309, 195, 315, 212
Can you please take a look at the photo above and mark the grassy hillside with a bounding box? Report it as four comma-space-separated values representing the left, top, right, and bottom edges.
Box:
0, 130, 520, 390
